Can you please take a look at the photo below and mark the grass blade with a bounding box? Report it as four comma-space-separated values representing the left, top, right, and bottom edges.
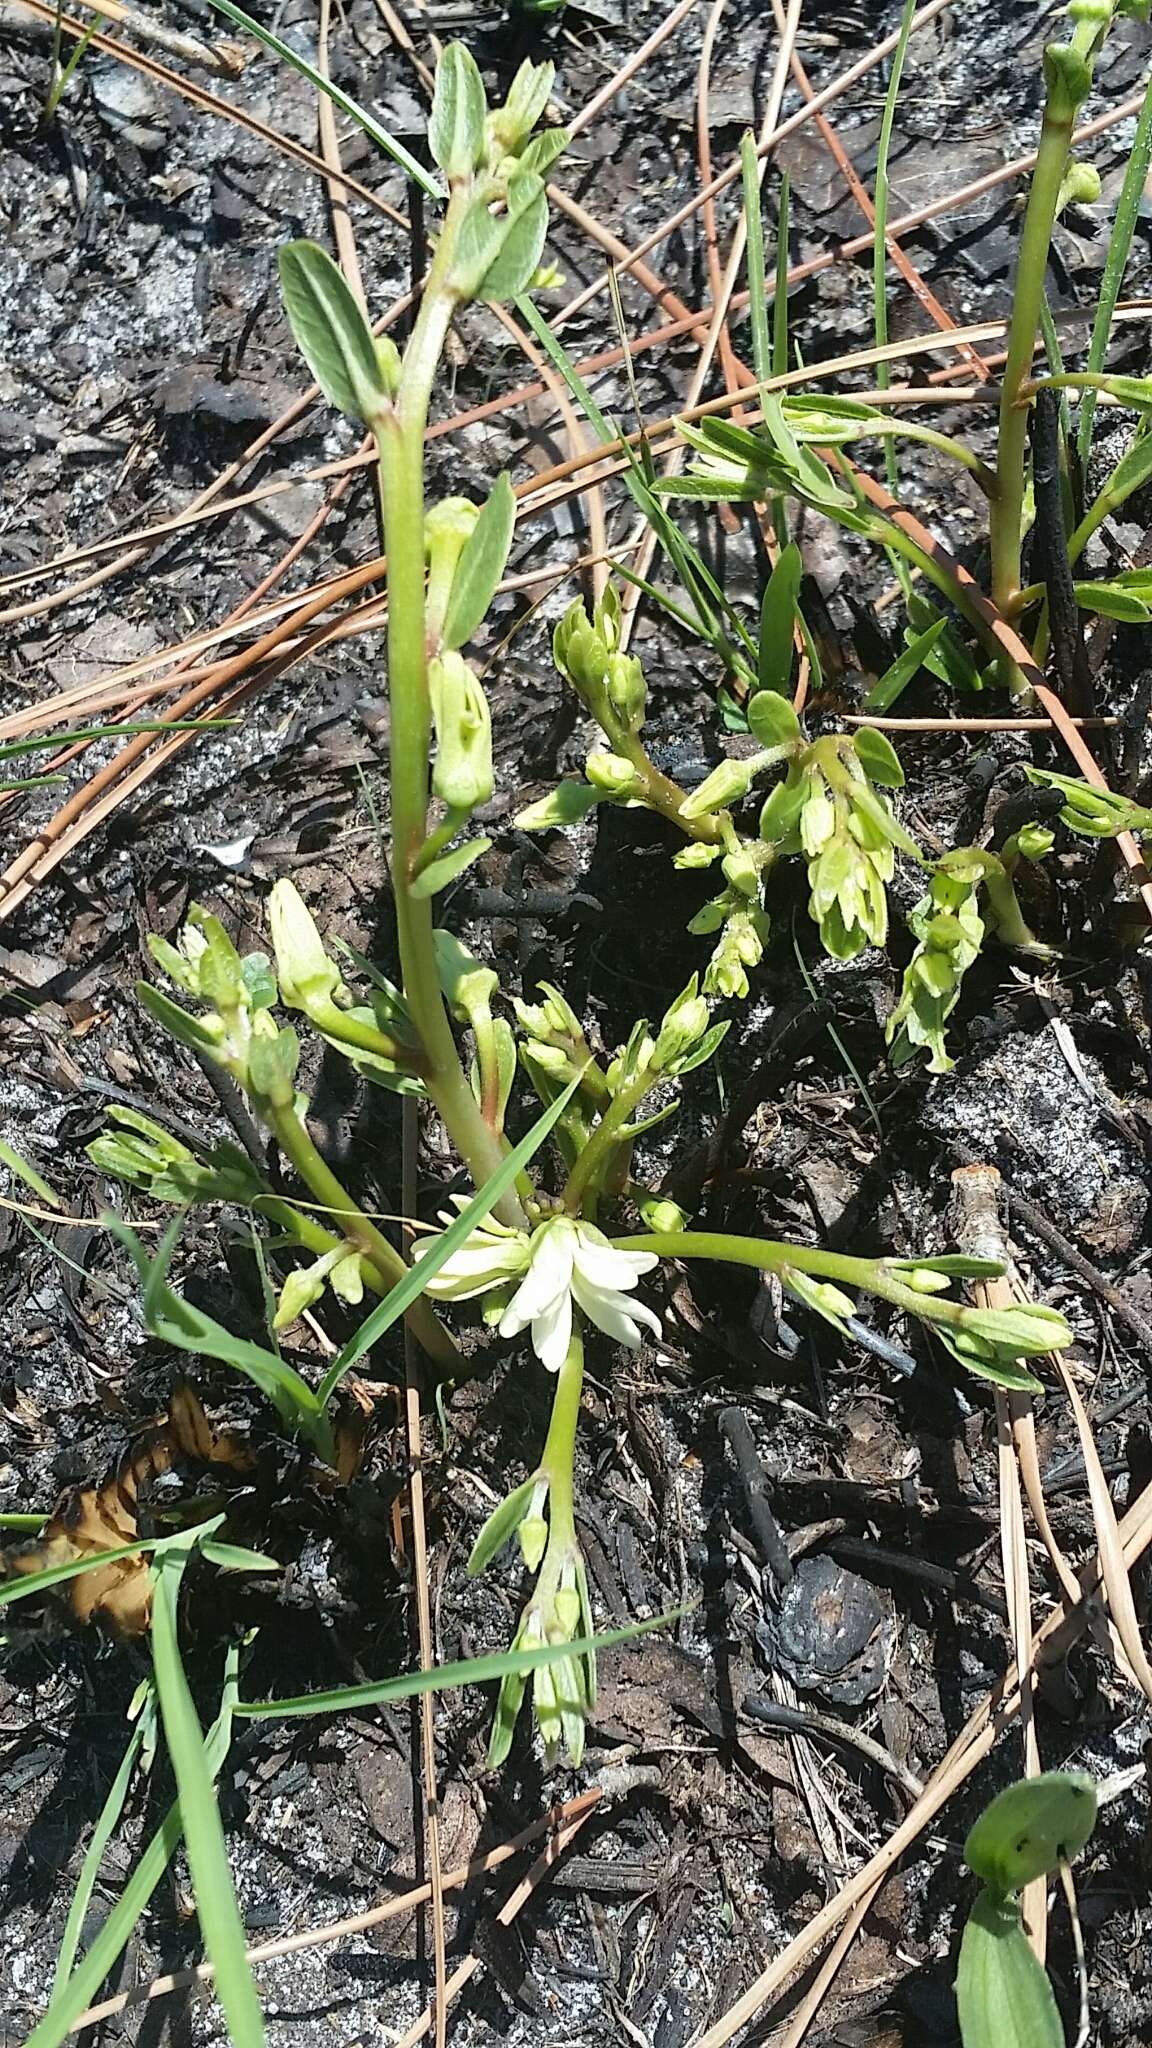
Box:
315, 1072, 582, 1407
872, 0, 917, 498
740, 131, 772, 388
106, 1215, 333, 1454
206, 0, 439, 199
1076, 70, 1152, 471
150, 1537, 265, 2047
236, 1608, 679, 1718
515, 292, 757, 677
0, 1136, 64, 1210
51, 1699, 153, 1990
25, 1642, 243, 2048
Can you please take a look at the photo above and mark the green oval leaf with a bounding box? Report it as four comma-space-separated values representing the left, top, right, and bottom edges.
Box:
278, 240, 388, 427
477, 179, 550, 302
429, 41, 487, 181
853, 725, 906, 787
443, 473, 516, 649
956, 1891, 1064, 2048
964, 1772, 1098, 1890
1073, 579, 1152, 622
756, 543, 803, 697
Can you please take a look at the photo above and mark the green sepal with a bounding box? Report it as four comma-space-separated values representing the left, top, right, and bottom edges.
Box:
442, 473, 516, 650
468, 1476, 540, 1576
408, 837, 491, 899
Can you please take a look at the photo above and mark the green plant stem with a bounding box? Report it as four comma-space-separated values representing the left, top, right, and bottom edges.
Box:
614, 1230, 986, 1339
981, 861, 1048, 954
311, 1001, 426, 1071
1076, 69, 1152, 470
990, 74, 1082, 619
561, 1071, 654, 1217
376, 192, 527, 1227
263, 1096, 455, 1364
537, 1321, 584, 1546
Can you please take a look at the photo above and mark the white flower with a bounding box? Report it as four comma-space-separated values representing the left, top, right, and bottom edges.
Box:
413, 1208, 531, 1301
418, 1212, 662, 1373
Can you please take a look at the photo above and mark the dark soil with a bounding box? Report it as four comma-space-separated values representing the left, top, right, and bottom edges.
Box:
3, 2, 1152, 2043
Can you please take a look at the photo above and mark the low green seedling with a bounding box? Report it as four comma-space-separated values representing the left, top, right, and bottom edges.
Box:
957, 1772, 1098, 2048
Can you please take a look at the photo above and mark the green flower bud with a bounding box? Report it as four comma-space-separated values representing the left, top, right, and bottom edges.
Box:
585, 749, 639, 794
247, 1016, 300, 1109
680, 754, 763, 819
653, 975, 709, 1070
435, 929, 498, 1024
429, 651, 493, 811
519, 1515, 548, 1571
900, 1266, 953, 1295
637, 1195, 688, 1234
553, 1584, 582, 1637
604, 651, 647, 732
1015, 824, 1055, 862
269, 880, 344, 1015
721, 843, 762, 898
375, 335, 402, 397
799, 788, 836, 857
673, 840, 723, 869
1058, 159, 1102, 211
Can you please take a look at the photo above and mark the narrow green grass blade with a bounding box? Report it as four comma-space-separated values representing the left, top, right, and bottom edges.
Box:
515, 292, 756, 674
0, 719, 232, 763
315, 1072, 582, 1407
0, 1136, 64, 1209
1076, 70, 1152, 470
772, 173, 790, 382
0, 1517, 226, 1612
206, 0, 439, 200
24, 1642, 242, 2048
236, 1608, 679, 1718
150, 1539, 265, 2047
52, 1704, 151, 1991
864, 614, 948, 711
106, 1215, 333, 1454
740, 132, 771, 388
0, 1510, 48, 1529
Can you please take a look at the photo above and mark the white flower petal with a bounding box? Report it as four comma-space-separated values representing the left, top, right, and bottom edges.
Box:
571, 1271, 662, 1349
532, 1286, 573, 1372
572, 1229, 658, 1290
502, 1220, 575, 1326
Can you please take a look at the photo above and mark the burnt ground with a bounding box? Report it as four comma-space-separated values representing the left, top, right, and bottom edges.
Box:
3, 0, 1152, 2042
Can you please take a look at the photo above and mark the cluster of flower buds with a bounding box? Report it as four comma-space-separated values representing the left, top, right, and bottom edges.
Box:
1025, 766, 1152, 840
886, 854, 988, 1074
490, 1532, 596, 1767
553, 584, 649, 738
513, 979, 604, 1092
784, 1251, 1073, 1395
432, 49, 567, 303
759, 731, 922, 961
87, 1105, 264, 1209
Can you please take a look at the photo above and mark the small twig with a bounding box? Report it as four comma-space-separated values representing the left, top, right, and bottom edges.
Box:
718, 1406, 793, 1590
741, 1694, 924, 1801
